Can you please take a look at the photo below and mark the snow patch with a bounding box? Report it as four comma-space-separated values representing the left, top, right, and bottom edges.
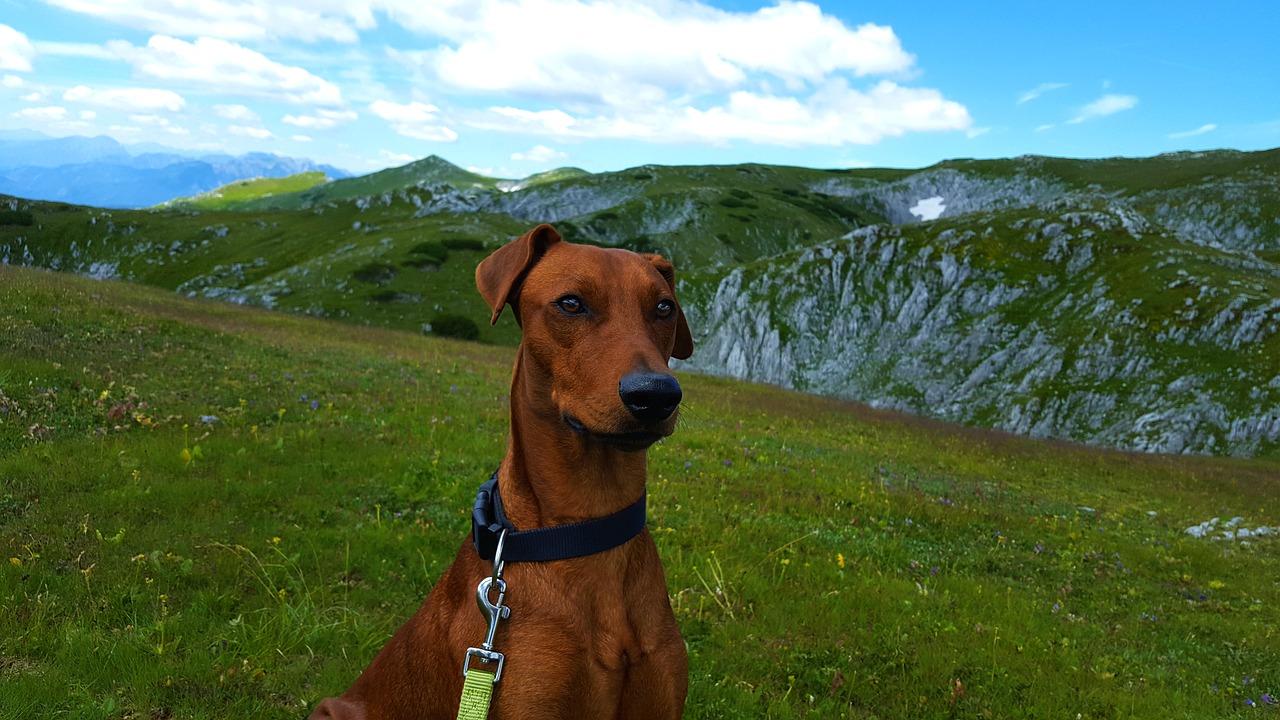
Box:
909, 196, 946, 222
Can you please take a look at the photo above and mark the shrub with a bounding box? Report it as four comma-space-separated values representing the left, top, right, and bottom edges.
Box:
429, 314, 480, 341
352, 262, 397, 284
441, 237, 486, 251
409, 241, 449, 265
0, 210, 34, 226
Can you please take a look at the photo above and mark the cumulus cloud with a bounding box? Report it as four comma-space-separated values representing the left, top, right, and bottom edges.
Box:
1067, 94, 1138, 124
0, 24, 36, 72
291, 134, 313, 142
3, 74, 25, 88
64, 84, 187, 112
511, 145, 567, 162
424, 0, 914, 105
1168, 123, 1217, 139
215, 103, 259, 122
474, 79, 970, 147
12, 106, 68, 121
283, 108, 358, 130
228, 124, 274, 139
109, 35, 343, 106
378, 148, 417, 165
1017, 82, 1067, 105
43, 0, 374, 43
369, 99, 457, 141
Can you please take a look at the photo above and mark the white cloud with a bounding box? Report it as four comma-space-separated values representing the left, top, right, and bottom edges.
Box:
0, 24, 36, 72
79, 110, 97, 120
1168, 123, 1217, 139
3, 74, 25, 88
369, 99, 458, 141
20, 91, 43, 102
283, 108, 358, 130
64, 84, 187, 112
43, 0, 375, 43
1017, 82, 1067, 105
1035, 124, 1055, 132
1067, 94, 1138, 124
511, 145, 568, 162
31, 41, 117, 60
12, 106, 68, 121
291, 134, 313, 142
475, 80, 970, 147
420, 0, 914, 108
228, 124, 274, 139
215, 103, 260, 122
378, 148, 416, 165
109, 35, 343, 106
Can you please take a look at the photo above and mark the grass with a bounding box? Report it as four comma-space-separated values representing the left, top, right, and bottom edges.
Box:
161, 173, 331, 211
3, 263, 1279, 718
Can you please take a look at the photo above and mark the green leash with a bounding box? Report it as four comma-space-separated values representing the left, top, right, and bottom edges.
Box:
456, 666, 497, 720
456, 531, 510, 720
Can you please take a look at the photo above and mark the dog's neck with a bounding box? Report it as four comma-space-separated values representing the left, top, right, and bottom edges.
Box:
498, 353, 649, 531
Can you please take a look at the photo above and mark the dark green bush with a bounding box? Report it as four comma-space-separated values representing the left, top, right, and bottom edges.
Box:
352, 262, 397, 283
409, 241, 449, 265
0, 210, 34, 226
441, 237, 486, 251
429, 314, 480, 341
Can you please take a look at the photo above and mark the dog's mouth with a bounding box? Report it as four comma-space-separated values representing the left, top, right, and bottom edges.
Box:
563, 414, 666, 451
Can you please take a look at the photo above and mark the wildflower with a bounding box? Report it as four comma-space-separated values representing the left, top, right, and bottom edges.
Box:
931, 567, 939, 575
684, 461, 691, 469
837, 553, 845, 569
1262, 694, 1274, 705
723, 460, 731, 467
311, 400, 319, 410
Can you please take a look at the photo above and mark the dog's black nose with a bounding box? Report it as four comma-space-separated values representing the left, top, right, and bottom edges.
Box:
619, 372, 683, 424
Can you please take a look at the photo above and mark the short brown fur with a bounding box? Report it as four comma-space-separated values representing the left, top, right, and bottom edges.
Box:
311, 224, 692, 719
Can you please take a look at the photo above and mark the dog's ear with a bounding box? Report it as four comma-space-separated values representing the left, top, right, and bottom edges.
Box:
476, 224, 562, 325
644, 254, 694, 360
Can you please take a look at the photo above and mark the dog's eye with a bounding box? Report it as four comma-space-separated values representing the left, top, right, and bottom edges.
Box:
555, 295, 585, 314
656, 299, 675, 319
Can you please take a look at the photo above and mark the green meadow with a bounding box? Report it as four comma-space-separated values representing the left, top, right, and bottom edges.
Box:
2, 263, 1278, 718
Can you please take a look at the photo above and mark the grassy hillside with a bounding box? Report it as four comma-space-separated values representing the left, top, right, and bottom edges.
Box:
161, 172, 331, 210
2, 264, 1279, 718
3, 149, 1278, 456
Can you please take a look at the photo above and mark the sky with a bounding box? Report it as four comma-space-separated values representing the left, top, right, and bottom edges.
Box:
1, 0, 1278, 177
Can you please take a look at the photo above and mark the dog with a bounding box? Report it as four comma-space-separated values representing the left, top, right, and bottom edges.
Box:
311, 223, 693, 719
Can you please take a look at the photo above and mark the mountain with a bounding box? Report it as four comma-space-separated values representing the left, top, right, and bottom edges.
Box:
0, 133, 350, 208
2, 148, 1277, 456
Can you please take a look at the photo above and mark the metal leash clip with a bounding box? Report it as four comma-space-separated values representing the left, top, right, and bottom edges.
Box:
463, 529, 510, 683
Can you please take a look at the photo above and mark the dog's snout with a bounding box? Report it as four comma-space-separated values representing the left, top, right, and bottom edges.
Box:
619, 372, 683, 424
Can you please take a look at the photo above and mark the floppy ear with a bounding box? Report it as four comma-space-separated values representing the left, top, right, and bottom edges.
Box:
644, 254, 694, 360
476, 224, 563, 326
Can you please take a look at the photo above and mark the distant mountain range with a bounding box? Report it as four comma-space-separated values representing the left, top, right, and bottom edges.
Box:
0, 133, 350, 208
2, 149, 1277, 457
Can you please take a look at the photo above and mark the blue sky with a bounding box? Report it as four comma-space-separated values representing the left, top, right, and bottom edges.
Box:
2, 0, 1277, 177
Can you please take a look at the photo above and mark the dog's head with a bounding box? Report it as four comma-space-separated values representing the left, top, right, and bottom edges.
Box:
476, 224, 694, 451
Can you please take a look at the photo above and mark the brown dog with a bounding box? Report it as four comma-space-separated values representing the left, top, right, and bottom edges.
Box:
311, 224, 693, 719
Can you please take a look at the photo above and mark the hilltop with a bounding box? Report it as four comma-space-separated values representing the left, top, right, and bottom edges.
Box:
1, 148, 1277, 456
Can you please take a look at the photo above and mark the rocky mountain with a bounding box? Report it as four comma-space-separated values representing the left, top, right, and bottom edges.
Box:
1, 149, 1276, 456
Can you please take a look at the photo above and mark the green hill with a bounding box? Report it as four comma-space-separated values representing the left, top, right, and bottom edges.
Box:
2, 148, 1277, 455
2, 263, 1277, 718
160, 172, 331, 210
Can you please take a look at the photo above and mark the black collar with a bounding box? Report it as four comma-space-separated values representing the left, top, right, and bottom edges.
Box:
471, 472, 647, 563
